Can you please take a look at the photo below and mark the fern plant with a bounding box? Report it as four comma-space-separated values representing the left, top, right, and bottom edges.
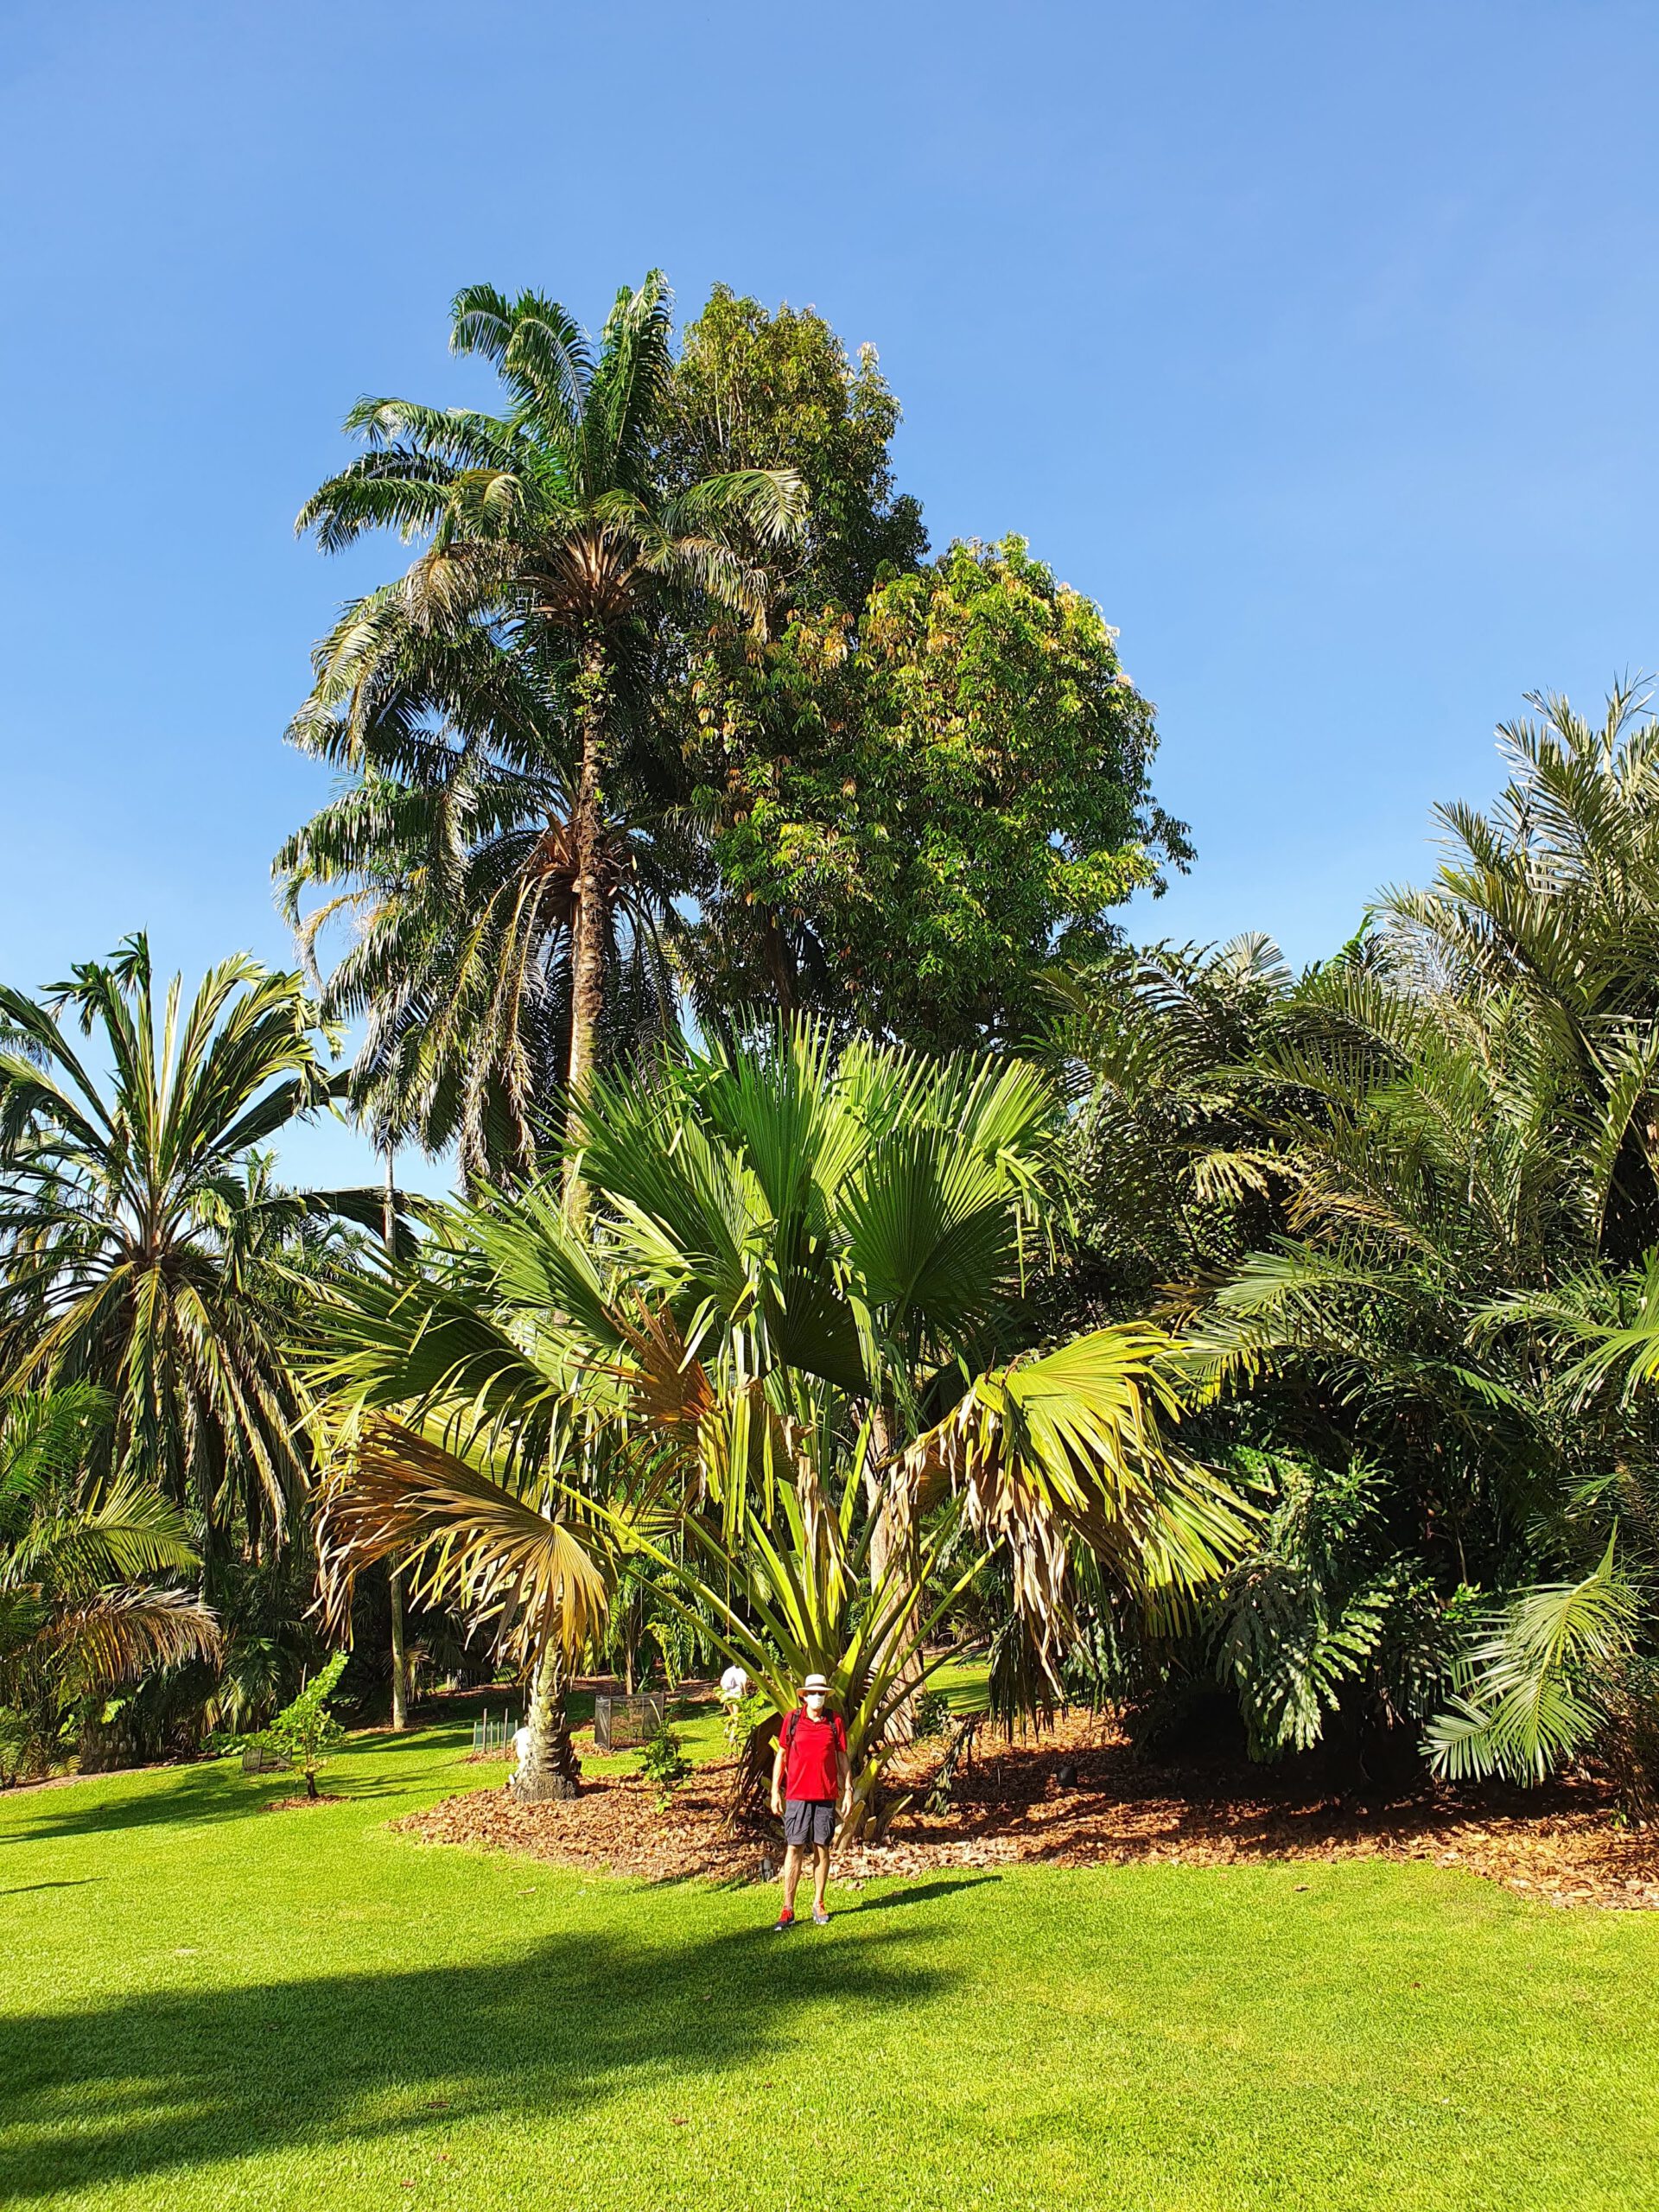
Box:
1209, 1450, 1459, 1761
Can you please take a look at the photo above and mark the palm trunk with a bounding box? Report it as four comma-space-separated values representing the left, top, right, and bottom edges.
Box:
513, 1639, 582, 1802
865, 1402, 921, 1745
564, 641, 607, 1223
383, 1141, 410, 1733
389, 1568, 409, 1732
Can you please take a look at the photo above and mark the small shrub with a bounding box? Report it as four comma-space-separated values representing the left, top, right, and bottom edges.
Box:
638, 1722, 692, 1809
251, 1652, 348, 1800
0, 1707, 37, 1789
723, 1688, 766, 1761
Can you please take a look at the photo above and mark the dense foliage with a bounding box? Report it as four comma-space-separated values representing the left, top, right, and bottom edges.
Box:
1039, 688, 1659, 1797
5, 270, 1659, 1822
0, 1386, 219, 1782
692, 537, 1190, 1046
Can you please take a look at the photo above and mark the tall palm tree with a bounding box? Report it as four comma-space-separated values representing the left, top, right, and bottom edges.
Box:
0, 1385, 220, 1782
278, 613, 679, 1182
296, 272, 807, 1177
0, 936, 361, 1534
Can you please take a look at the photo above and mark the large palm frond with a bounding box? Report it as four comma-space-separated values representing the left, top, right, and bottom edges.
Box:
899, 1325, 1252, 1677
1425, 1536, 1639, 1783
315, 1415, 609, 1662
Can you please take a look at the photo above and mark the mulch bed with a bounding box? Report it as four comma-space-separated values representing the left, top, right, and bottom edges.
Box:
396, 1710, 1659, 1909
266, 1792, 346, 1810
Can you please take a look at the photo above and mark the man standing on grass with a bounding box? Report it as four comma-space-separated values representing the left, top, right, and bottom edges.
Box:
771, 1671, 850, 1929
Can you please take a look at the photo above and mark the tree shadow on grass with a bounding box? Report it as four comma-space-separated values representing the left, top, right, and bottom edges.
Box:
0, 1767, 272, 1846
0, 1746, 467, 1849
851, 1875, 1001, 1913
0, 1920, 951, 2200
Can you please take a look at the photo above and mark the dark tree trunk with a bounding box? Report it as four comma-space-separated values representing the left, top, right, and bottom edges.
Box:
760, 906, 795, 1014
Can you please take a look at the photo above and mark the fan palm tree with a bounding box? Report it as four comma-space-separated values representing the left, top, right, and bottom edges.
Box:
315, 1407, 612, 1800
309, 1023, 1250, 1799
295, 272, 807, 1179
0, 1385, 220, 1782
0, 936, 364, 1534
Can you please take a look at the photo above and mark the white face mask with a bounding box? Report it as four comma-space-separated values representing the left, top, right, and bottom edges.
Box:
805, 1693, 826, 1712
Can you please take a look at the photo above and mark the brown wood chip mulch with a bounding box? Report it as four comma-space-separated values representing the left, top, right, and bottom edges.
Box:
394, 1711, 1659, 1910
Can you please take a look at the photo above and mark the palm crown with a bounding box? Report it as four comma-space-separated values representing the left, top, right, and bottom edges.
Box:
278, 617, 677, 1179
0, 936, 353, 1531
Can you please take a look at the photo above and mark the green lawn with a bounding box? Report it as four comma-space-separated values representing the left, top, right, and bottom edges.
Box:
4, 1714, 1659, 2211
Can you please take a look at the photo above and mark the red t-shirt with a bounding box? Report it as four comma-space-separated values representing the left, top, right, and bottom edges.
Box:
782, 1707, 847, 1801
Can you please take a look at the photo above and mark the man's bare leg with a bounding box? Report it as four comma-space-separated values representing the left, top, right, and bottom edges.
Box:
811, 1841, 831, 1915
781, 1843, 805, 1917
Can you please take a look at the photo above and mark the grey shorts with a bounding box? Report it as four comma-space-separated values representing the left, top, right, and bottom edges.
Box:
783, 1797, 836, 1847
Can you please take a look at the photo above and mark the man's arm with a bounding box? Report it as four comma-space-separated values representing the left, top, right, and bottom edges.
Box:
770, 1738, 787, 1816
836, 1744, 851, 1813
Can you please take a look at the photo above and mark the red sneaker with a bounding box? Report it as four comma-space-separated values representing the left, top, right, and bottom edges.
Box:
772, 1910, 796, 1932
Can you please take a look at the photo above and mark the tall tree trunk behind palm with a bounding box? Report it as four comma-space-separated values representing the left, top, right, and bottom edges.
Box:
382, 1141, 410, 1731
513, 1637, 582, 1802
760, 907, 795, 1014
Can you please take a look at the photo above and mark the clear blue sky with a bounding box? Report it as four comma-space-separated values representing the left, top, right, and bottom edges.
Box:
3, 0, 1656, 1190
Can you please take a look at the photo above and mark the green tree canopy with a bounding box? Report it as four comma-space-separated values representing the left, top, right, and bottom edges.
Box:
693, 537, 1192, 1046
661, 284, 925, 617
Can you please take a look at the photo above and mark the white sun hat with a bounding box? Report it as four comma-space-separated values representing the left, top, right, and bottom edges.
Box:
803, 1673, 831, 1695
